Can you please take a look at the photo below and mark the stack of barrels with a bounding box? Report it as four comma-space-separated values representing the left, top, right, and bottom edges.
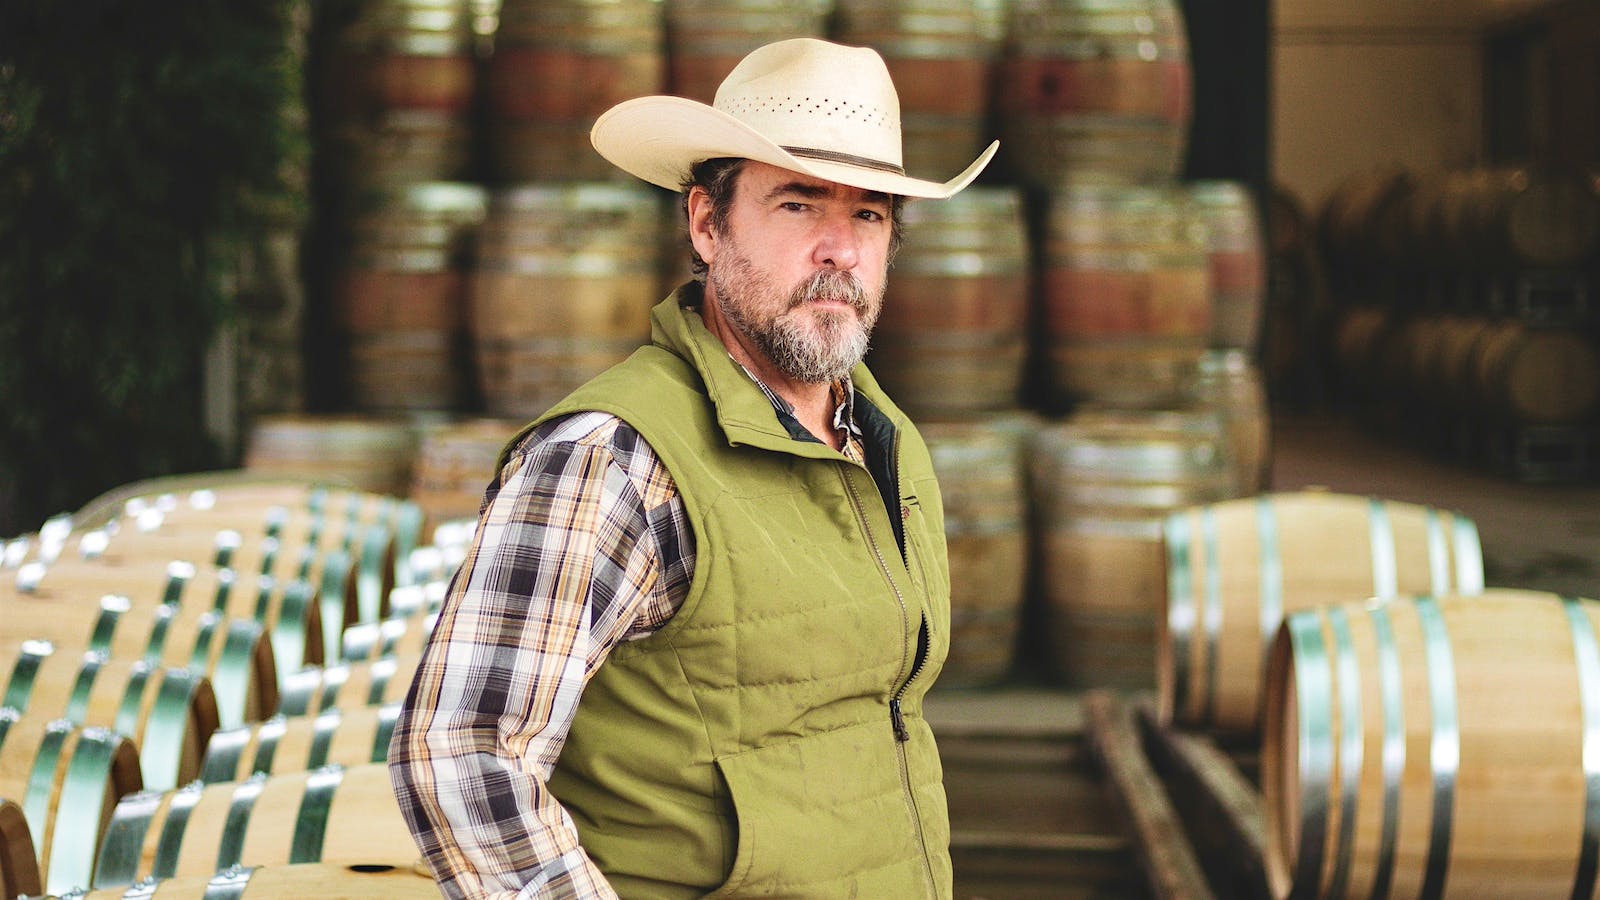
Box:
0, 478, 468, 896
1319, 166, 1600, 481
286, 2, 1282, 688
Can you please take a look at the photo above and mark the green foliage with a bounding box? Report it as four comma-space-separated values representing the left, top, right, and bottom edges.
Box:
0, 1, 306, 533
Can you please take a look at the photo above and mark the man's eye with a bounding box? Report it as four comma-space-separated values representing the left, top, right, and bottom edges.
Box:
780, 201, 807, 212
857, 210, 885, 222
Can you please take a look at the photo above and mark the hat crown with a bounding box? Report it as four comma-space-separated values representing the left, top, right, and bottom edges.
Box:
711, 38, 904, 171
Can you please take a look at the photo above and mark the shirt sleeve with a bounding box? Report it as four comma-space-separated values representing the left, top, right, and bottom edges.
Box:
387, 413, 692, 899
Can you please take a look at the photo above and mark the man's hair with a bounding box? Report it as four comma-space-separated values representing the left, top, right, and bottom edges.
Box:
680, 158, 905, 282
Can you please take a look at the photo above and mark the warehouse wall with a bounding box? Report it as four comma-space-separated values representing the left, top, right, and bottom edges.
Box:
1273, 0, 1562, 212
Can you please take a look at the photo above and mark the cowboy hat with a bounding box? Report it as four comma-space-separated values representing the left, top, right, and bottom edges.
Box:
590, 38, 998, 200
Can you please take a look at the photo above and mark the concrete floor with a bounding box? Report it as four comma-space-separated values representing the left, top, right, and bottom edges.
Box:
1268, 411, 1600, 600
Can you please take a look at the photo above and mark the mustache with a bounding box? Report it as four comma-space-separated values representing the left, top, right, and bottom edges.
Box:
788, 269, 869, 314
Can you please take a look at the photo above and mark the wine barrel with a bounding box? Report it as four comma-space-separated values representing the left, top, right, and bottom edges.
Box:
243, 415, 421, 499
1185, 180, 1266, 351
921, 415, 1034, 687
487, 0, 663, 181
1039, 181, 1212, 408
409, 418, 523, 532
1433, 168, 1600, 271
337, 183, 487, 412
835, 0, 1006, 177
277, 654, 423, 718
73, 860, 440, 898
92, 763, 415, 888
1, 796, 41, 900
471, 184, 664, 419
19, 555, 330, 687
0, 641, 218, 792
320, 0, 477, 188
1263, 590, 1600, 900
664, 0, 830, 103
199, 704, 402, 785
998, 0, 1191, 186
1030, 408, 1236, 688
340, 601, 440, 664
869, 187, 1030, 416
1467, 320, 1600, 425
0, 710, 142, 894
1317, 166, 1419, 284
1159, 491, 1484, 737
0, 590, 277, 730
1188, 349, 1271, 495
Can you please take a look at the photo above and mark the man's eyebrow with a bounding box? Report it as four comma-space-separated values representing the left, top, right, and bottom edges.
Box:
761, 181, 893, 208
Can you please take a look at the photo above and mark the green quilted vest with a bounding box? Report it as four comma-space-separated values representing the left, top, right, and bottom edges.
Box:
520, 291, 953, 898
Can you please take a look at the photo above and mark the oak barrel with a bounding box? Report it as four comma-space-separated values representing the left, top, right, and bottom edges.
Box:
91, 763, 415, 887
471, 184, 664, 418
998, 0, 1192, 186
487, 0, 663, 181
1263, 590, 1600, 900
0, 710, 142, 894
73, 860, 440, 898
1030, 408, 1235, 688
337, 182, 487, 412
1185, 180, 1266, 350
0, 587, 277, 730
199, 704, 402, 785
1038, 181, 1212, 408
0, 795, 39, 900
409, 417, 522, 532
1, 640, 218, 792
869, 187, 1030, 416
835, 0, 1005, 177
664, 0, 830, 103
276, 654, 423, 718
921, 416, 1034, 687
243, 415, 420, 499
1159, 491, 1484, 737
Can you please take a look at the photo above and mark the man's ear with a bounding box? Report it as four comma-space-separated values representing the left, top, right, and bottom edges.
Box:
686, 186, 717, 267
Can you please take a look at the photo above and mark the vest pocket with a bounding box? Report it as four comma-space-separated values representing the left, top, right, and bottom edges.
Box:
706, 721, 927, 897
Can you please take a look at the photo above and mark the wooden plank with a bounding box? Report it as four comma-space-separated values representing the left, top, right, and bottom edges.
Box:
1135, 701, 1274, 900
1082, 690, 1216, 900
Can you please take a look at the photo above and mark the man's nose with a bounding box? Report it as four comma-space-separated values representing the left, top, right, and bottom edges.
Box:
812, 212, 861, 270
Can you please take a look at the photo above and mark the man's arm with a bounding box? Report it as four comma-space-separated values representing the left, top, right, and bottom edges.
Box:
388, 413, 691, 898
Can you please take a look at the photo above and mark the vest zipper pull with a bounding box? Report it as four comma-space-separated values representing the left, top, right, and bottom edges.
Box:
890, 698, 910, 742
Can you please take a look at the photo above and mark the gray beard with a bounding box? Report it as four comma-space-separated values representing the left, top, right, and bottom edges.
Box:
711, 264, 882, 385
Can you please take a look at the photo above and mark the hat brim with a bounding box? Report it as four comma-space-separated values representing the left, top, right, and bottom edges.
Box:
591, 96, 998, 200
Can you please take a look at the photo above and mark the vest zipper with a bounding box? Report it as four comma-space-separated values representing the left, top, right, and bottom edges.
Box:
838, 459, 938, 895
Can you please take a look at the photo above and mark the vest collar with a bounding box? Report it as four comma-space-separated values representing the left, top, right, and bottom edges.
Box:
650, 285, 899, 460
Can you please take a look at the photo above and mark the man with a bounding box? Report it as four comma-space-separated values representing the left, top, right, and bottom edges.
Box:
389, 38, 998, 899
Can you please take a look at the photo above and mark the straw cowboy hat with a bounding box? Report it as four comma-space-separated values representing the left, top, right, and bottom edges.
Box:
590, 38, 998, 200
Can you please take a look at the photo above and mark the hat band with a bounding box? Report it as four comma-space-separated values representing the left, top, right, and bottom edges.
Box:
781, 146, 905, 176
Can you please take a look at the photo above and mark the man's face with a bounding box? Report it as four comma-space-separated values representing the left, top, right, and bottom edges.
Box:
699, 161, 894, 384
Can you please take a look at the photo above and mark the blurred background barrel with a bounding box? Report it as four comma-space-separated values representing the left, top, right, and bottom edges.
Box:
320, 0, 478, 191
409, 418, 523, 533
243, 415, 421, 498
997, 0, 1192, 187
664, 0, 831, 103
921, 416, 1034, 687
75, 861, 442, 898
1029, 408, 1236, 689
199, 704, 401, 785
471, 183, 665, 418
1037, 181, 1213, 409
869, 187, 1030, 417
835, 0, 1005, 178
1185, 180, 1266, 351
487, 0, 664, 182
336, 183, 487, 412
